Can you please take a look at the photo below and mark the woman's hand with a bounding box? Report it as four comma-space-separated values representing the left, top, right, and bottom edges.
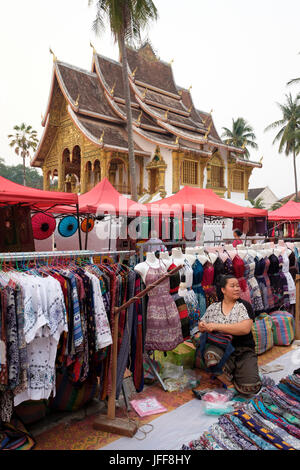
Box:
198, 321, 207, 333
204, 323, 219, 333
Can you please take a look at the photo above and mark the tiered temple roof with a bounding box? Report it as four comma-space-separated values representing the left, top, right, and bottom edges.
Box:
32, 42, 261, 169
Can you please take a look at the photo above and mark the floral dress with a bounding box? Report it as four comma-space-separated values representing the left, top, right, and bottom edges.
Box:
168, 263, 190, 340
255, 257, 274, 312
202, 262, 218, 306
144, 263, 183, 351
244, 254, 264, 314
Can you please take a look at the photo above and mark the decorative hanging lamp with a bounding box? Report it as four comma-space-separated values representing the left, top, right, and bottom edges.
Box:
58, 216, 78, 238
31, 213, 56, 240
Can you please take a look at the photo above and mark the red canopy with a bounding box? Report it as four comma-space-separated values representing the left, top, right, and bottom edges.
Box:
52, 178, 152, 216
268, 200, 300, 221
78, 178, 149, 216
0, 175, 78, 209
147, 186, 268, 218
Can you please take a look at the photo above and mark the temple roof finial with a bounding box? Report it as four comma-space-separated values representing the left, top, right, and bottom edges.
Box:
49, 48, 57, 63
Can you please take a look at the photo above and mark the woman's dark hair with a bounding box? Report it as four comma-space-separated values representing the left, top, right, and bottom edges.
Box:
215, 274, 238, 301
233, 229, 243, 237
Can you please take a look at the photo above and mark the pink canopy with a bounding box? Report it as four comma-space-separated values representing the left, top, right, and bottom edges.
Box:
268, 200, 300, 221
0, 175, 78, 209
147, 186, 268, 218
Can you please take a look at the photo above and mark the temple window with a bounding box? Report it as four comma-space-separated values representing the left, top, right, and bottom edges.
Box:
209, 154, 225, 188
182, 160, 199, 185
62, 148, 70, 164
72, 145, 81, 164
94, 160, 101, 184
232, 170, 244, 191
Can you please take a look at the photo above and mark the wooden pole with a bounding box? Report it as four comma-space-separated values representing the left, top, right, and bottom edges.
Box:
93, 264, 183, 437
295, 275, 300, 340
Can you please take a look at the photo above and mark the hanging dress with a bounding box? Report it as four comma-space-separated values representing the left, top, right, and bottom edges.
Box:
278, 255, 291, 310
268, 254, 283, 310
232, 255, 252, 304
180, 288, 202, 337
202, 262, 218, 306
295, 247, 300, 273
244, 254, 264, 314
144, 262, 183, 351
255, 257, 272, 312
168, 263, 190, 340
289, 250, 299, 282
192, 259, 207, 318
281, 252, 296, 305
223, 256, 234, 275
213, 257, 225, 284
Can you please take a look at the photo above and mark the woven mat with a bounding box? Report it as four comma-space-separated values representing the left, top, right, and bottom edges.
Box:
34, 345, 293, 450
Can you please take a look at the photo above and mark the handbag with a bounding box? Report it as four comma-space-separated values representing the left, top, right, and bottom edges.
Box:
198, 331, 235, 374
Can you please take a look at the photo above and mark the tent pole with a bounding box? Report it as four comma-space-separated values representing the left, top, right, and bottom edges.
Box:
76, 203, 82, 250
84, 214, 90, 251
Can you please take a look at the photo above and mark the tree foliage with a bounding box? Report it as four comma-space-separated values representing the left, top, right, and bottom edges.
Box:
8, 123, 39, 186
249, 197, 265, 209
221, 117, 258, 159
0, 157, 43, 189
265, 93, 300, 202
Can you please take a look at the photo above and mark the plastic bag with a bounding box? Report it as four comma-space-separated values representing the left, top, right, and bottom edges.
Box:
162, 366, 200, 392
161, 362, 184, 380
202, 389, 235, 403
204, 401, 235, 416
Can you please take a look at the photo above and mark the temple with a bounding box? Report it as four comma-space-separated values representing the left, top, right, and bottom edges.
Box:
32, 42, 262, 205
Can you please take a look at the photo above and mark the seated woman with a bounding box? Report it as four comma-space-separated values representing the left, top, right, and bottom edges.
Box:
194, 274, 261, 396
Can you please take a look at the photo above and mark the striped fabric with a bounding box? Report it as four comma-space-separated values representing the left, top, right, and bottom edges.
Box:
269, 311, 295, 346
49, 369, 98, 412
251, 313, 274, 355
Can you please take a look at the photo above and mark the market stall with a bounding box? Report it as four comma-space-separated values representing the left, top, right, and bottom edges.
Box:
268, 201, 300, 239
0, 175, 80, 251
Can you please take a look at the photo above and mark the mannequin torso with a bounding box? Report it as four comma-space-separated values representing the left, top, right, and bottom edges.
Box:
134, 252, 165, 283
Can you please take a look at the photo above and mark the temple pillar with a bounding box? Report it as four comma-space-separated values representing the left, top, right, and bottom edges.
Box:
172, 151, 180, 193
244, 168, 253, 200
58, 162, 65, 192
100, 150, 111, 180
43, 168, 50, 191
81, 160, 87, 194
199, 159, 207, 189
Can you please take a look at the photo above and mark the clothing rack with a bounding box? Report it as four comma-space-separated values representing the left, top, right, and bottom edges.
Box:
0, 249, 136, 263
93, 263, 183, 438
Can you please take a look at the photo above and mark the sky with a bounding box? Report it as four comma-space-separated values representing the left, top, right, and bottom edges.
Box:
0, 0, 299, 199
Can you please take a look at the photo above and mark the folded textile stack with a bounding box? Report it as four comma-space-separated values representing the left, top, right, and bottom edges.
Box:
182, 371, 300, 451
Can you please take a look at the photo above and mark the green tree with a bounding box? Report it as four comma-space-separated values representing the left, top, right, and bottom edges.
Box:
270, 201, 283, 211
8, 123, 39, 186
249, 197, 265, 209
221, 117, 258, 159
265, 93, 300, 202
0, 158, 43, 189
89, 0, 158, 201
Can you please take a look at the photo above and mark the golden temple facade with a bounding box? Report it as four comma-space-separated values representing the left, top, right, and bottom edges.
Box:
32, 42, 262, 203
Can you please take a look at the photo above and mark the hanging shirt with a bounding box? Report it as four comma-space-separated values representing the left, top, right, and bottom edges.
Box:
85, 272, 112, 351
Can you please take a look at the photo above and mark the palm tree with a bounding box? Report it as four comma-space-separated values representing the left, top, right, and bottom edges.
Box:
89, 0, 158, 202
270, 201, 283, 211
249, 197, 265, 209
265, 93, 300, 202
221, 117, 258, 159
8, 123, 39, 186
